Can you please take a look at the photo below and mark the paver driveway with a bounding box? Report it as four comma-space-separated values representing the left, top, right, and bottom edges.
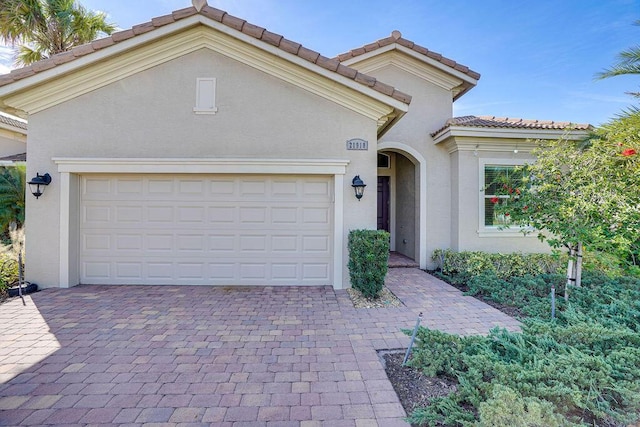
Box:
0, 268, 520, 426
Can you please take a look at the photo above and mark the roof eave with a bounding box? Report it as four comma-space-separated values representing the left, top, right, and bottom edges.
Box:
342, 44, 479, 89
432, 125, 590, 144
0, 13, 410, 122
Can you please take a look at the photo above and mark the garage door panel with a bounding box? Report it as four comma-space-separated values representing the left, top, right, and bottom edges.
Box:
80, 174, 333, 285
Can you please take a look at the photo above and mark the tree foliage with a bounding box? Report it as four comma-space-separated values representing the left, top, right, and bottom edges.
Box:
0, 0, 115, 66
492, 113, 640, 286
595, 19, 640, 98
0, 165, 25, 235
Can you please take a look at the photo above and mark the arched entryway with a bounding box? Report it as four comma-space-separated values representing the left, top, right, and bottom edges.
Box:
377, 142, 426, 269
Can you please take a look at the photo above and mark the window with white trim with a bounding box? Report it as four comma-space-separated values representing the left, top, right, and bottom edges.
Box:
480, 159, 528, 230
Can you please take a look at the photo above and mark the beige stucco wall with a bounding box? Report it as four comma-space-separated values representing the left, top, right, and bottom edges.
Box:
349, 62, 456, 268
24, 47, 380, 288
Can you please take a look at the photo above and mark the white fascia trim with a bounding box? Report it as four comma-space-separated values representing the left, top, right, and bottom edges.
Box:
348, 52, 463, 93
0, 123, 27, 136
59, 172, 71, 288
53, 158, 350, 175
433, 126, 589, 144
333, 174, 344, 290
341, 44, 478, 87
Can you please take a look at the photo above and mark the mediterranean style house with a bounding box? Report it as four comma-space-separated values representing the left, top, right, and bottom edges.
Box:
0, 0, 589, 289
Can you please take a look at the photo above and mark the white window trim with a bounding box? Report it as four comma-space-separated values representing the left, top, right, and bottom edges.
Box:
193, 77, 218, 114
478, 158, 536, 237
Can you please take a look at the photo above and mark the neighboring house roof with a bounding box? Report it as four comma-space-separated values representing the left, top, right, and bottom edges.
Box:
431, 115, 592, 138
0, 152, 26, 163
0, 2, 411, 107
0, 112, 27, 132
335, 30, 481, 81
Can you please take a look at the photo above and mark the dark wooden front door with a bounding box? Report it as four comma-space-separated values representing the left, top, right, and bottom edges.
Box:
377, 176, 390, 232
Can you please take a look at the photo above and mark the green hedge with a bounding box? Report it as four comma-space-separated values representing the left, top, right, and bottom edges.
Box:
348, 229, 389, 298
432, 249, 565, 282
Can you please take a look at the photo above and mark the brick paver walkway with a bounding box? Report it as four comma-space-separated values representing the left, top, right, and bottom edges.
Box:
0, 268, 520, 426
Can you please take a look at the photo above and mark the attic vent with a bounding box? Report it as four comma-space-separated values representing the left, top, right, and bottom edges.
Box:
194, 78, 218, 114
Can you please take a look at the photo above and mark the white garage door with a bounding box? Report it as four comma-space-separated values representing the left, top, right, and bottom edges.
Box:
79, 174, 333, 285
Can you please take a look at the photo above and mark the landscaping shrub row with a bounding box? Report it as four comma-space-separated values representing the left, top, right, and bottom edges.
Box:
432, 249, 565, 283
407, 271, 640, 426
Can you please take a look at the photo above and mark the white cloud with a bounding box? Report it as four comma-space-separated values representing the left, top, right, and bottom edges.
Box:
0, 45, 14, 74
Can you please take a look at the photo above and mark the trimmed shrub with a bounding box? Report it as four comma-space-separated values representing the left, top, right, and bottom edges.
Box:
432, 249, 565, 281
0, 254, 18, 292
348, 229, 389, 298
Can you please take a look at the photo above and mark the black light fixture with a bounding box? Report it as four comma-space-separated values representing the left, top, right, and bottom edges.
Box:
28, 173, 51, 199
351, 175, 366, 200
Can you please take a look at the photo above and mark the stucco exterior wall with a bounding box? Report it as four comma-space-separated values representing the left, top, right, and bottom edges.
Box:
24, 47, 380, 288
351, 63, 456, 268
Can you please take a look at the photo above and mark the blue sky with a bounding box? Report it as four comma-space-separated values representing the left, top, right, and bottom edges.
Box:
1, 0, 639, 126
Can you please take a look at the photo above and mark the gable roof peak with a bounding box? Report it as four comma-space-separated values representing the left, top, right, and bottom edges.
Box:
335, 32, 481, 82
192, 0, 207, 12
0, 2, 412, 107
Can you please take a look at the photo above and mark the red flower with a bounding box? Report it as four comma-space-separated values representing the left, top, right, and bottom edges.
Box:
622, 148, 637, 157
523, 205, 528, 211
490, 197, 500, 204
515, 188, 521, 195
505, 213, 510, 217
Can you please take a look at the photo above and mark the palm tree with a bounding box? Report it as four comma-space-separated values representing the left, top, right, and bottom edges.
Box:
0, 0, 116, 66
0, 165, 25, 236
595, 20, 640, 97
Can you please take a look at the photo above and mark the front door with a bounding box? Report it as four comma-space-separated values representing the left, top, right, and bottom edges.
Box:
377, 176, 390, 232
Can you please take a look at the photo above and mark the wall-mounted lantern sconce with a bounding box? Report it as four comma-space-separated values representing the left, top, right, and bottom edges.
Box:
28, 173, 51, 199
351, 175, 366, 200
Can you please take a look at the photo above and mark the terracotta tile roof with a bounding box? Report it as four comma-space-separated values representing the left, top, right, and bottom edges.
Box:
0, 112, 27, 131
0, 152, 26, 162
0, 2, 411, 106
335, 30, 481, 81
431, 115, 592, 137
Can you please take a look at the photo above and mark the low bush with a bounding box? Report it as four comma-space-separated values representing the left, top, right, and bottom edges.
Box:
432, 249, 565, 282
407, 272, 640, 426
347, 229, 389, 299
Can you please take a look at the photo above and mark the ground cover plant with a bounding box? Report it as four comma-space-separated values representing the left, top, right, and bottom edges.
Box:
406, 270, 640, 426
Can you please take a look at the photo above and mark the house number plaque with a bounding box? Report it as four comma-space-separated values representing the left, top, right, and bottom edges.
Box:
346, 138, 368, 150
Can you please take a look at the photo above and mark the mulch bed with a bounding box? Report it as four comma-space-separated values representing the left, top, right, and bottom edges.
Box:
381, 351, 457, 420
